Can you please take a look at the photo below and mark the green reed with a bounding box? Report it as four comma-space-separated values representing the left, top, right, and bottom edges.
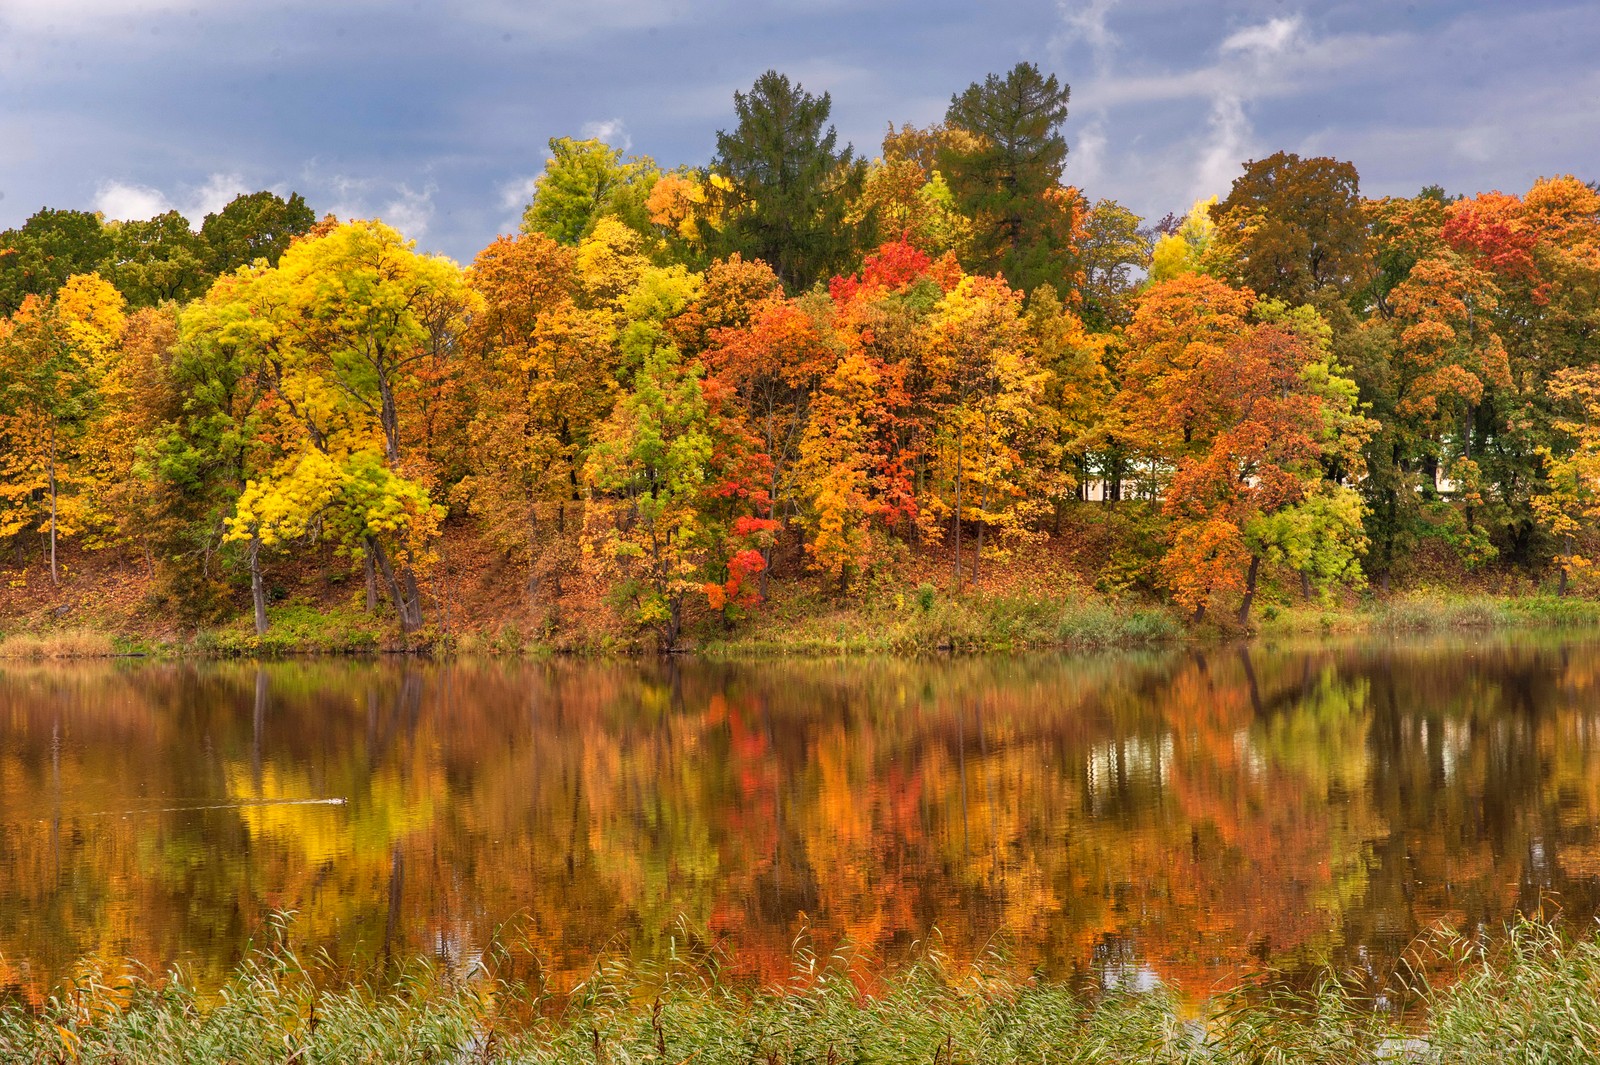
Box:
5, 919, 1600, 1063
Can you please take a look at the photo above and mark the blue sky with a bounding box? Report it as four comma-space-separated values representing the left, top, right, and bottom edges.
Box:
2, 0, 1596, 263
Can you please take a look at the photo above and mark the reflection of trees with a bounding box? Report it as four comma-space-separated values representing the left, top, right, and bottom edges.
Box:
3, 638, 1600, 1003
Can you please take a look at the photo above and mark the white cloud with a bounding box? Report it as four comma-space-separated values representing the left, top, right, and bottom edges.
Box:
1193, 94, 1252, 202
1055, 0, 1120, 71
0, 0, 254, 33
187, 172, 250, 220
499, 175, 539, 212
580, 118, 632, 151
379, 185, 436, 240
93, 180, 172, 220
1070, 117, 1109, 196
1221, 16, 1302, 56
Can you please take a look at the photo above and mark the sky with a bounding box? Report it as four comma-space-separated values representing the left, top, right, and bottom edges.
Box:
2, 0, 1597, 264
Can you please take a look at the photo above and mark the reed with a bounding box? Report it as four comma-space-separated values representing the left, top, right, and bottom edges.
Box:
5, 919, 1599, 1063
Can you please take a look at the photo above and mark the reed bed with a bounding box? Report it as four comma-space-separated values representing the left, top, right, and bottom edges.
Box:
3, 920, 1598, 1063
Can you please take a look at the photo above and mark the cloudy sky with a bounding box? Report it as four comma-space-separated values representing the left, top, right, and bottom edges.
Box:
3, 0, 1595, 263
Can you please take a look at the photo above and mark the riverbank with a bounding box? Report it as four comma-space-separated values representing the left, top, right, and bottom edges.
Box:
1, 921, 1595, 1063
3, 533, 1598, 658
3, 588, 1600, 659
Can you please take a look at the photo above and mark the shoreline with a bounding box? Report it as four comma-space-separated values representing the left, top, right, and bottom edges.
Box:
4, 590, 1598, 661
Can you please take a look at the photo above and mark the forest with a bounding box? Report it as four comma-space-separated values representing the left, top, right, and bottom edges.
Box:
3, 61, 1599, 651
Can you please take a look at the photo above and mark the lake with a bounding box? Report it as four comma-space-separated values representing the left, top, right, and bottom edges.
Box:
3, 636, 1598, 1003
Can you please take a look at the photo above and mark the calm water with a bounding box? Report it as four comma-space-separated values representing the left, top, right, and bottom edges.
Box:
3, 637, 1600, 1001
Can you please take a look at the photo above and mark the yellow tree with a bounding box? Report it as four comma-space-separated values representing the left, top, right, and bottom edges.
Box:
0, 274, 126, 584
195, 220, 467, 634
795, 351, 908, 589
925, 274, 1052, 583
1533, 368, 1600, 594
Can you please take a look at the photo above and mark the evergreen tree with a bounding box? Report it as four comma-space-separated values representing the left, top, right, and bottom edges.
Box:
940, 62, 1075, 297
705, 70, 869, 292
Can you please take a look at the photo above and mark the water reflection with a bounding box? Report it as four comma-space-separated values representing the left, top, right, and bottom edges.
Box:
2, 637, 1599, 1003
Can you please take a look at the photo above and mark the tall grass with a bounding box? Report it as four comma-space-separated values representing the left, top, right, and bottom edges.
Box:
1370, 592, 1600, 634
705, 590, 1179, 657
6, 920, 1600, 1063
0, 627, 116, 659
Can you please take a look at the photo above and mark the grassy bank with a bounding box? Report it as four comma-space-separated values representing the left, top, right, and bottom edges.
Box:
700, 586, 1181, 657
1253, 591, 1600, 638
5, 580, 1600, 660
3, 921, 1599, 1063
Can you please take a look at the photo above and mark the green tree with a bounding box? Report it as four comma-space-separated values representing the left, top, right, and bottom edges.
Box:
1076, 198, 1150, 329
521, 137, 660, 246
0, 209, 114, 316
199, 191, 316, 275
104, 210, 211, 307
940, 62, 1075, 297
704, 70, 869, 292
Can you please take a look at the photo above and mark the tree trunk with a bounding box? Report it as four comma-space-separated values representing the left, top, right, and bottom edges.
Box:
250, 535, 268, 636
952, 433, 964, 588
1560, 533, 1573, 597
368, 536, 423, 633
1300, 570, 1313, 603
364, 546, 379, 613
48, 427, 58, 587
1237, 553, 1262, 627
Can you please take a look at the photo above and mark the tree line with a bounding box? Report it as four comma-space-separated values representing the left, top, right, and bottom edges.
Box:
3, 62, 1599, 647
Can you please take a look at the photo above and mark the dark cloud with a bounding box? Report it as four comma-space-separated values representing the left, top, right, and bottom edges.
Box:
2, 0, 1596, 262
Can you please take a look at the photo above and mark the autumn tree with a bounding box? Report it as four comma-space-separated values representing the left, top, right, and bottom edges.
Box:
850, 125, 975, 260
0, 275, 127, 583
194, 220, 467, 634
795, 350, 911, 589
584, 344, 770, 649
925, 274, 1051, 582
701, 278, 831, 587
705, 70, 870, 292
1110, 274, 1256, 493
1209, 152, 1370, 305
1147, 198, 1217, 283
455, 232, 615, 598
1025, 289, 1112, 510
1533, 368, 1600, 594
1159, 324, 1362, 623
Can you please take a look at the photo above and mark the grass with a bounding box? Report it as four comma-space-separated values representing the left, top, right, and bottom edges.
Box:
1369, 592, 1600, 633
190, 599, 382, 656
0, 627, 117, 659
1250, 591, 1600, 639
701, 584, 1180, 658
5, 919, 1600, 1063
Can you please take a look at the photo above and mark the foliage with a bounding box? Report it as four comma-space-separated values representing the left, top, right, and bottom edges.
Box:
940, 62, 1076, 297
704, 70, 869, 292
521, 136, 660, 246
